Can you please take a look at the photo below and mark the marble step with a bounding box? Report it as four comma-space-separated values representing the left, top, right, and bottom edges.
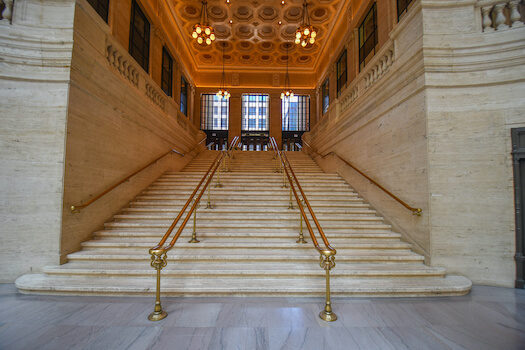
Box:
103, 221, 392, 230
66, 249, 426, 263
121, 207, 378, 215
80, 240, 412, 250
15, 274, 471, 297
128, 201, 372, 209
111, 213, 384, 222
43, 262, 446, 278
93, 230, 401, 239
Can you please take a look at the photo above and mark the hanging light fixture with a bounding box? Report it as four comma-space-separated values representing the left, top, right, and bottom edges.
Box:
295, 0, 317, 47
281, 43, 294, 100
216, 41, 230, 100
191, 1, 216, 46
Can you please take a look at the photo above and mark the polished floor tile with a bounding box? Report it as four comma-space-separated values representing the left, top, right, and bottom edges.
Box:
0, 284, 524, 349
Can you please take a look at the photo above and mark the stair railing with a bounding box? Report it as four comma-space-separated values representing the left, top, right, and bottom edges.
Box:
269, 137, 338, 322
147, 136, 240, 322
70, 137, 207, 213
302, 140, 422, 216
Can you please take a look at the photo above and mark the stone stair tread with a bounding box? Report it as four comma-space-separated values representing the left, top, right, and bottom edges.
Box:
15, 274, 471, 296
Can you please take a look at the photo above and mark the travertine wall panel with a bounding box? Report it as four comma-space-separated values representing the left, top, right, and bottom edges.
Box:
0, 0, 75, 282
60, 1, 201, 261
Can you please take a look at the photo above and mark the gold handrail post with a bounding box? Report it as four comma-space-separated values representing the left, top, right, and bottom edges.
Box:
189, 199, 200, 243
215, 159, 223, 188
319, 250, 337, 322
297, 199, 307, 243
206, 181, 213, 209
148, 249, 168, 321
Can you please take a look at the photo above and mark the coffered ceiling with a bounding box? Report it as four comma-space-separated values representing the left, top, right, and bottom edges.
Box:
167, 0, 345, 72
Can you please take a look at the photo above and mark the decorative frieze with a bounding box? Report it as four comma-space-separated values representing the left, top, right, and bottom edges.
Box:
106, 43, 139, 88
145, 83, 166, 111
481, 1, 524, 32
0, 0, 13, 24
341, 86, 359, 111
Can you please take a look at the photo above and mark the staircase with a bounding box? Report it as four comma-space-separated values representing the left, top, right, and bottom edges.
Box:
16, 150, 471, 296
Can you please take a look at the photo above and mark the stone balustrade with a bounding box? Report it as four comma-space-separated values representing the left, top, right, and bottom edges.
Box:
145, 83, 166, 111
480, 0, 524, 32
339, 45, 395, 113
0, 0, 13, 23
106, 41, 140, 88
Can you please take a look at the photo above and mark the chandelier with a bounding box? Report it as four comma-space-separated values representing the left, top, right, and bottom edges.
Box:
280, 43, 294, 100
191, 1, 216, 46
295, 0, 317, 47
217, 42, 230, 100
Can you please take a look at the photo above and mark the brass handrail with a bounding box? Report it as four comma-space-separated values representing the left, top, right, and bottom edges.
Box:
70, 137, 207, 213
269, 137, 337, 322
302, 141, 422, 216
148, 136, 240, 321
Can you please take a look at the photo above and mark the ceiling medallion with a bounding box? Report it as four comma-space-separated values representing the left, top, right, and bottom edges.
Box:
191, 1, 216, 46
217, 41, 230, 100
280, 43, 294, 100
295, 0, 317, 47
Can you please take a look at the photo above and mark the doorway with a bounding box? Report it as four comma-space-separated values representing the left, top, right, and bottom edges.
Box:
512, 128, 525, 289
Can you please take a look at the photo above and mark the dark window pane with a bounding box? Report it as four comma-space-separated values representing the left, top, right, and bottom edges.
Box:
87, 0, 109, 23
180, 75, 188, 116
358, 3, 377, 71
161, 47, 173, 96
282, 95, 310, 131
129, 0, 150, 73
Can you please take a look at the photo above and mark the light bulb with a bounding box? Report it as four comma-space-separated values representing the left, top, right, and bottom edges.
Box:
301, 40, 307, 47
290, 92, 294, 97
295, 31, 301, 39
295, 38, 300, 44
206, 38, 211, 45
205, 27, 211, 35
197, 37, 203, 44
311, 31, 317, 38
309, 37, 315, 44
304, 28, 310, 36
196, 26, 202, 34
210, 33, 216, 41
192, 32, 198, 39
280, 92, 284, 99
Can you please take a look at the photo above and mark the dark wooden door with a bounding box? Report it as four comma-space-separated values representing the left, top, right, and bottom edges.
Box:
512, 128, 525, 289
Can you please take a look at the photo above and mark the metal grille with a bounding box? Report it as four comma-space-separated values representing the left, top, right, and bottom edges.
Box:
201, 94, 229, 131
241, 94, 269, 131
282, 95, 310, 132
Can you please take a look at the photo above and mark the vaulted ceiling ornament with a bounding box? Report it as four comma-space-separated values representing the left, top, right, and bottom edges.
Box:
191, 1, 216, 46
295, 0, 317, 47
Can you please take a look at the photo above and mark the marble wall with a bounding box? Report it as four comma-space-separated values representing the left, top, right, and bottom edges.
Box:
0, 0, 76, 281
0, 0, 204, 281
306, 0, 525, 286
61, 0, 204, 262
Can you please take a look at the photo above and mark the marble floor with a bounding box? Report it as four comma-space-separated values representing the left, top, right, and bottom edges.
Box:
0, 284, 523, 350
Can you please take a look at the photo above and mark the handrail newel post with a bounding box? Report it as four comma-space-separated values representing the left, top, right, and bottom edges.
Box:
215, 159, 223, 188
206, 182, 213, 209
189, 199, 200, 243
319, 250, 337, 322
297, 199, 307, 243
148, 249, 168, 321
288, 185, 294, 209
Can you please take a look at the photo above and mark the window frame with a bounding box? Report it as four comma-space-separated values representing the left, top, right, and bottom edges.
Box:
180, 75, 188, 116
282, 95, 310, 132
397, 0, 414, 22
321, 78, 329, 115
87, 0, 110, 23
241, 94, 270, 132
336, 50, 347, 97
200, 94, 229, 131
161, 47, 173, 97
358, 2, 378, 72
129, 0, 150, 73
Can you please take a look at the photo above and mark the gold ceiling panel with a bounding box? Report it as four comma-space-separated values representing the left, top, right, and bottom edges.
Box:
171, 0, 343, 71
